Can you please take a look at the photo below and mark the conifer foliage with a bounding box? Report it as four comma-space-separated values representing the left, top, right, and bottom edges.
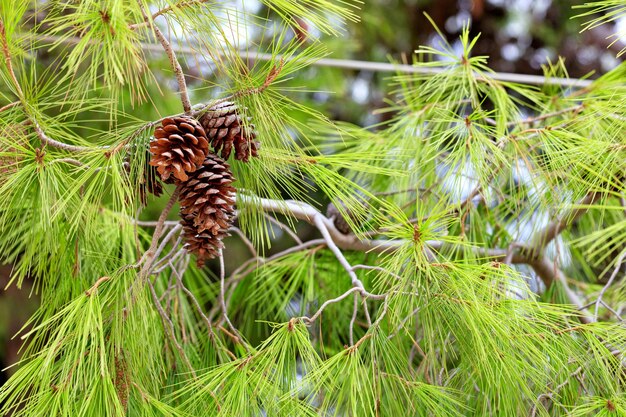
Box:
0, 1, 625, 417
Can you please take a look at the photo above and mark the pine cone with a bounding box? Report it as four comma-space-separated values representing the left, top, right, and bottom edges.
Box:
199, 102, 259, 162
179, 154, 236, 265
123, 143, 163, 206
149, 116, 209, 182
180, 213, 227, 266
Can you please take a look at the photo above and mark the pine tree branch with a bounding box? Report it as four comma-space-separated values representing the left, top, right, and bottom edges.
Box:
129, 0, 213, 30
29, 35, 594, 88
1, 19, 97, 153
218, 249, 248, 351
593, 251, 626, 320
302, 287, 363, 325
312, 214, 385, 300
138, 185, 182, 279
137, 1, 192, 114
0, 101, 19, 113
240, 193, 618, 327
530, 192, 602, 254
263, 214, 303, 244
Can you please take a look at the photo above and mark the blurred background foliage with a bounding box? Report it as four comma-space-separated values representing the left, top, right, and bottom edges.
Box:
0, 0, 623, 386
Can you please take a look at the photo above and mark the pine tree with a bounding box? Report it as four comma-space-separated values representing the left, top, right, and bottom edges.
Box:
0, 1, 625, 416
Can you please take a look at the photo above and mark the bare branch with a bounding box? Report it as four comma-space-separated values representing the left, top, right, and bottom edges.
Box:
230, 226, 257, 257
302, 287, 362, 325
594, 252, 626, 320
263, 214, 302, 244
138, 185, 182, 280
218, 249, 248, 351
147, 278, 197, 377
85, 276, 111, 296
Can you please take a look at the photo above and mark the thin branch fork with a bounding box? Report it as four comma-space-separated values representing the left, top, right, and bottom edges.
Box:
147, 278, 197, 378
593, 252, 626, 320
138, 185, 182, 280
239, 193, 610, 330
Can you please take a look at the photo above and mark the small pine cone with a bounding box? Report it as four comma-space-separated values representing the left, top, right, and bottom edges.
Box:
149, 116, 209, 182
199, 101, 259, 162
123, 144, 163, 206
179, 154, 236, 265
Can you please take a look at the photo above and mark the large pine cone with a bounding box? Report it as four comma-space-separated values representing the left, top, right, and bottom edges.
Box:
149, 116, 209, 182
179, 154, 236, 265
199, 101, 259, 162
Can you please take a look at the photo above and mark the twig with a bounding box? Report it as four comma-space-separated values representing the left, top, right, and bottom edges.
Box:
170, 261, 216, 337
530, 192, 601, 254
302, 287, 362, 325
32, 121, 97, 152
29, 35, 594, 88
49, 158, 89, 168
85, 276, 111, 296
230, 226, 257, 257
264, 214, 302, 244
218, 249, 248, 350
509, 104, 585, 128
138, 185, 182, 279
152, 241, 185, 274
135, 220, 180, 227
594, 252, 626, 320
0, 101, 19, 113
600, 300, 624, 322
387, 306, 421, 339
1, 21, 97, 153
349, 293, 358, 346
351, 265, 403, 281
151, 224, 183, 265
129, 0, 213, 30
147, 278, 197, 377
529, 256, 593, 323
530, 366, 583, 417
137, 1, 191, 113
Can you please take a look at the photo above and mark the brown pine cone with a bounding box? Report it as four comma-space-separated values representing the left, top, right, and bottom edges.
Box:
179, 155, 236, 234
180, 213, 228, 266
149, 116, 209, 182
199, 101, 259, 162
179, 154, 236, 265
